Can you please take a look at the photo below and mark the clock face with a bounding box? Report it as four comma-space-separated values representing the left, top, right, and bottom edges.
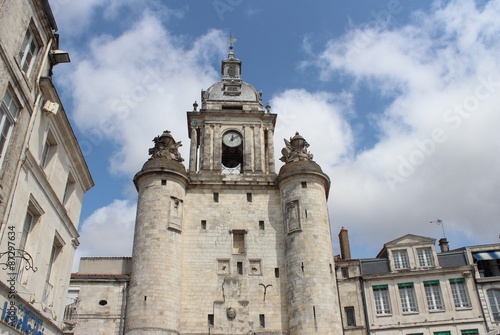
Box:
223, 131, 242, 147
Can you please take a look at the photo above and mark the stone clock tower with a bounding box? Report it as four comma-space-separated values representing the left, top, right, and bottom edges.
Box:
124, 47, 342, 335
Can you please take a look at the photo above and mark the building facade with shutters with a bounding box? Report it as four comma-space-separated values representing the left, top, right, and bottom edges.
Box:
335, 233, 500, 335
459, 244, 500, 334
0, 0, 94, 334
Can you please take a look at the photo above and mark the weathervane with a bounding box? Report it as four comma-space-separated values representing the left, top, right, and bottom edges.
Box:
227, 32, 238, 47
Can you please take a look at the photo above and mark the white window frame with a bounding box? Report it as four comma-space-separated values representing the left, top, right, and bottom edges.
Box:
424, 282, 444, 311
40, 131, 57, 168
373, 286, 392, 315
450, 279, 471, 308
18, 26, 40, 75
487, 289, 500, 321
0, 89, 20, 166
398, 283, 418, 313
417, 247, 435, 267
393, 249, 410, 269
63, 173, 76, 204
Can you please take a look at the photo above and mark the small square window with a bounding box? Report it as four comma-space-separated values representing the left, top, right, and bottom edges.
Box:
259, 314, 265, 328
237, 262, 243, 275
341, 267, 349, 278
247, 193, 252, 202
301, 181, 307, 188
213, 192, 219, 202
232, 230, 245, 254
161, 179, 166, 185
208, 314, 214, 326
345, 306, 356, 327
201, 220, 207, 230
259, 221, 264, 230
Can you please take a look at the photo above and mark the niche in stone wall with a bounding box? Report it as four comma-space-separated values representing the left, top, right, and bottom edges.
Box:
168, 196, 183, 231
249, 259, 262, 276
217, 259, 230, 275
285, 200, 301, 233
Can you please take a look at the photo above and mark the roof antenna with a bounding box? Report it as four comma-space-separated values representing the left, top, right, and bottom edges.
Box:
430, 218, 446, 238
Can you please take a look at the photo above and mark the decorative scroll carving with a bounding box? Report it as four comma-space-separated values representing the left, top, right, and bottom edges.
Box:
0, 249, 38, 273
285, 200, 301, 233
280, 132, 313, 163
148, 130, 184, 162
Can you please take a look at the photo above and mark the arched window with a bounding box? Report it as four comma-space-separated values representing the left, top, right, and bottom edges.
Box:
221, 130, 243, 173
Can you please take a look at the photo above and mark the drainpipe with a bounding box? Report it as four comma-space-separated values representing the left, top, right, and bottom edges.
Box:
359, 262, 370, 334
119, 281, 127, 335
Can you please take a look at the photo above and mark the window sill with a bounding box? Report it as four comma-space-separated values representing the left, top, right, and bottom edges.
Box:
375, 313, 393, 317
428, 309, 446, 313
402, 311, 419, 315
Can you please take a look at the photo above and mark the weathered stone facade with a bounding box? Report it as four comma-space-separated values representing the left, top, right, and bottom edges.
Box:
122, 47, 342, 335
0, 0, 93, 334
69, 47, 342, 335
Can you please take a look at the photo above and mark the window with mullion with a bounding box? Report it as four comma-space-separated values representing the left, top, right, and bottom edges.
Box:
393, 250, 410, 269
373, 286, 392, 315
450, 279, 471, 308
424, 281, 444, 310
0, 90, 19, 162
487, 289, 500, 321
398, 283, 418, 312
18, 27, 39, 75
417, 247, 435, 267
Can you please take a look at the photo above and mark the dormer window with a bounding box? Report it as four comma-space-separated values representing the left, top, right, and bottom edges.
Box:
393, 250, 410, 269
417, 247, 435, 267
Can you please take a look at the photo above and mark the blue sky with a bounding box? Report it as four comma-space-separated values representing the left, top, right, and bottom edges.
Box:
47, 0, 500, 267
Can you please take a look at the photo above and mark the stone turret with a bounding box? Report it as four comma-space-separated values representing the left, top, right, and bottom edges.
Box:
125, 131, 188, 335
277, 132, 342, 335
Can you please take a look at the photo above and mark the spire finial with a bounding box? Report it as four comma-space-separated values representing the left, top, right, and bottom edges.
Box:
227, 33, 238, 58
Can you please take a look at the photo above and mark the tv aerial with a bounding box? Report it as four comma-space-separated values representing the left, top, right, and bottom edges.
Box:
430, 218, 446, 238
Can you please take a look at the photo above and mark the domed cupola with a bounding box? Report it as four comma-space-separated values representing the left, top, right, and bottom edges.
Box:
201, 46, 263, 111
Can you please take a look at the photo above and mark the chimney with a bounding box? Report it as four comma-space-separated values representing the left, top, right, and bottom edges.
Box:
338, 227, 351, 260
439, 238, 449, 252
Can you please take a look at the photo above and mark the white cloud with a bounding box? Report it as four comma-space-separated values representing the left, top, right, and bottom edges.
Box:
272, 89, 354, 170
63, 14, 226, 176
48, 0, 184, 36
73, 199, 136, 271
309, 0, 500, 255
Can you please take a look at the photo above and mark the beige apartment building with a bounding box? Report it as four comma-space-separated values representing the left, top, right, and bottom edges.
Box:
0, 0, 93, 334
336, 232, 500, 335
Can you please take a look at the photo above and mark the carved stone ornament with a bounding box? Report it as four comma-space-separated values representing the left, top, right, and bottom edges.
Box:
227, 307, 236, 320
148, 130, 184, 162
279, 132, 314, 163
